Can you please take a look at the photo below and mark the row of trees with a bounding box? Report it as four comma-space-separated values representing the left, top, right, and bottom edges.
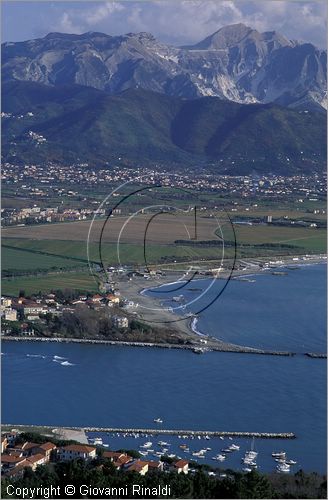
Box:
2, 459, 326, 499
2, 434, 326, 499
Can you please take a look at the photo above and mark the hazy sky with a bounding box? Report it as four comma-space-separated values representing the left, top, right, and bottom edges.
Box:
2, 1, 327, 48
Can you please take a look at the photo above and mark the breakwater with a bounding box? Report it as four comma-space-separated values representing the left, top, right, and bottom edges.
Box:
3, 423, 296, 439
2, 336, 298, 357
305, 352, 327, 359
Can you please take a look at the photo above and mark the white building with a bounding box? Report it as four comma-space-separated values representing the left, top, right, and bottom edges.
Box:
113, 315, 129, 329
58, 445, 96, 461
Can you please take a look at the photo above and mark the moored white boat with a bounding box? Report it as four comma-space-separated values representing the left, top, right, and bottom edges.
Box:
277, 463, 290, 473
272, 451, 286, 458
93, 437, 103, 445
140, 441, 152, 449
229, 444, 240, 451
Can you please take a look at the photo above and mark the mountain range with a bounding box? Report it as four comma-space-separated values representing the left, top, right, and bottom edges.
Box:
2, 24, 327, 173
3, 24, 327, 110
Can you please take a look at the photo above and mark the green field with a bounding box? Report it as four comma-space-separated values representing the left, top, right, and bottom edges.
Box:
233, 225, 326, 253
2, 214, 326, 296
2, 271, 98, 296
2, 245, 85, 272
2, 238, 229, 268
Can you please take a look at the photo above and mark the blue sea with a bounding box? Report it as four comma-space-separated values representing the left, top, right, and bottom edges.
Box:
2, 265, 327, 473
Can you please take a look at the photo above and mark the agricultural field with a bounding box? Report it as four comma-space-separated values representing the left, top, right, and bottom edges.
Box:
233, 225, 327, 253
2, 271, 98, 296
2, 213, 219, 243
2, 238, 227, 270
2, 209, 326, 297
2, 245, 85, 272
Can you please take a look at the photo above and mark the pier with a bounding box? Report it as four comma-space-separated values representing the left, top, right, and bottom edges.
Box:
3, 424, 296, 440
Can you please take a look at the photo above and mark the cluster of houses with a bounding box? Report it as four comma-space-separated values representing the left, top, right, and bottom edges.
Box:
1, 432, 189, 479
1, 291, 130, 333
1, 205, 119, 226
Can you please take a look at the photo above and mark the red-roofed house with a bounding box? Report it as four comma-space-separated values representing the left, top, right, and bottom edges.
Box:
103, 451, 132, 469
125, 460, 148, 475
15, 442, 39, 454
173, 460, 189, 474
91, 294, 103, 303
1, 455, 26, 470
35, 442, 57, 460
145, 460, 164, 472
20, 442, 56, 460
106, 294, 120, 304
25, 454, 47, 470
59, 444, 96, 461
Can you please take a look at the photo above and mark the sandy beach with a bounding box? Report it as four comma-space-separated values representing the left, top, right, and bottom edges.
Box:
118, 254, 327, 339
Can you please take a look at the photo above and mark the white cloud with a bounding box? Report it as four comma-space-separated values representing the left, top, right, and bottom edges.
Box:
84, 2, 125, 26
56, 12, 83, 34
49, 1, 327, 48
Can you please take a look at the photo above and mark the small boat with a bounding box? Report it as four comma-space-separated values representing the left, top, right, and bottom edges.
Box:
219, 436, 224, 440
243, 467, 252, 473
158, 441, 169, 447
222, 448, 233, 453
154, 418, 163, 424
286, 459, 297, 465
243, 457, 257, 465
277, 463, 290, 473
139, 451, 149, 456
272, 451, 286, 458
140, 442, 152, 449
93, 437, 103, 445
212, 454, 226, 461
192, 451, 205, 457
245, 438, 258, 459
229, 444, 240, 451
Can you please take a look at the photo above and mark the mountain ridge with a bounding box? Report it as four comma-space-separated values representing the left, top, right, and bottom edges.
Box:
2, 23, 327, 110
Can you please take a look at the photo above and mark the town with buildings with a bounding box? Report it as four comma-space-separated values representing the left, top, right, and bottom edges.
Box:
2, 162, 326, 227
1, 430, 189, 480
1, 289, 132, 337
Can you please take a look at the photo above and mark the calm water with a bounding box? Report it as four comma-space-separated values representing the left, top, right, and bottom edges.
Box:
147, 264, 327, 353
2, 265, 327, 473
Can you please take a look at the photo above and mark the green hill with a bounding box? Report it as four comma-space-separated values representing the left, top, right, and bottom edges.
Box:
2, 81, 326, 173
